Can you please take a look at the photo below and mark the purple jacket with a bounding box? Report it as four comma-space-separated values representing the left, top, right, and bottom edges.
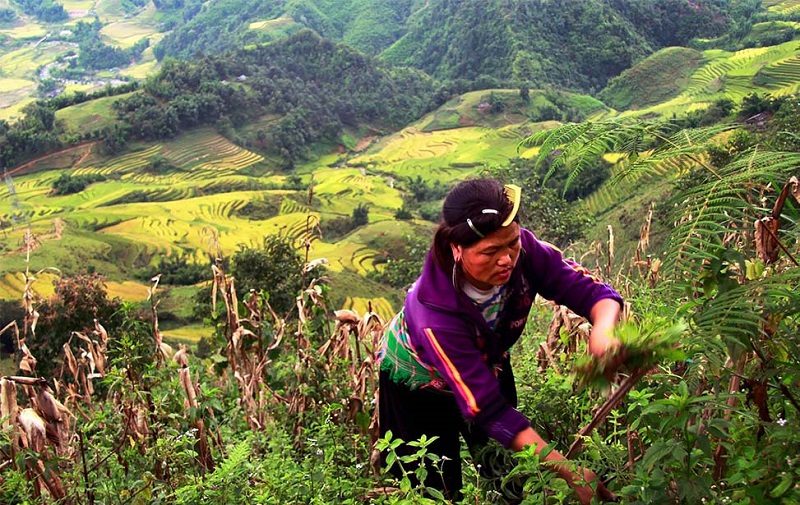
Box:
403, 227, 623, 448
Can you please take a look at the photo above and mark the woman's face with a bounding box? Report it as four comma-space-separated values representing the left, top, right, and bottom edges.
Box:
452, 222, 521, 289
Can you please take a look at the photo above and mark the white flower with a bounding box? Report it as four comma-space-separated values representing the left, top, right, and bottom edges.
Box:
316, 448, 323, 456
356, 463, 364, 470
777, 418, 788, 426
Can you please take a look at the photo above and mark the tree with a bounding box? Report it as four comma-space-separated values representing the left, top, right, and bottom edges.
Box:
351, 203, 369, 227
519, 86, 530, 103
231, 235, 307, 314
30, 274, 122, 376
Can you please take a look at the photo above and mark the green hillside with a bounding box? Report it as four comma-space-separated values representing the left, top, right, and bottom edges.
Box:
3, 2, 800, 333
0, 0, 164, 122
600, 47, 706, 110
611, 38, 800, 118
153, 0, 736, 92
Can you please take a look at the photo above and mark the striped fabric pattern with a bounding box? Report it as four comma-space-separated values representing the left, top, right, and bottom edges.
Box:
423, 328, 480, 415
378, 309, 439, 388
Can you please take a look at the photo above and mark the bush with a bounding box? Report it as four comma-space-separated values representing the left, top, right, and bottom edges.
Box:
394, 206, 413, 220
50, 173, 106, 195
231, 235, 308, 314
30, 273, 123, 376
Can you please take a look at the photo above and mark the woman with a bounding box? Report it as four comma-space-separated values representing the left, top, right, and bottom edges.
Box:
378, 179, 622, 503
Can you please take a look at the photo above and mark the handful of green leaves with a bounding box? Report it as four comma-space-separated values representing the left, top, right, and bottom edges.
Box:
575, 318, 687, 390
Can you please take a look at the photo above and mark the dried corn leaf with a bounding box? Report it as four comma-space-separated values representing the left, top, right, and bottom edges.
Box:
173, 346, 189, 367
62, 344, 78, 379
93, 319, 108, 344
19, 408, 46, 452
755, 217, 780, 264
179, 368, 198, 408
335, 309, 360, 325
1, 378, 18, 428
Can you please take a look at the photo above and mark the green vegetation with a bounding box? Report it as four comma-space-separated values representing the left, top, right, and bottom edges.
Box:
600, 47, 706, 110
116, 30, 436, 165
12, 0, 67, 23
0, 7, 17, 23
49, 172, 105, 195
1, 4, 800, 503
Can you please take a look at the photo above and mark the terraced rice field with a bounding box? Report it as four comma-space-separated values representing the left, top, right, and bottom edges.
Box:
755, 54, 800, 92
312, 167, 403, 216
623, 40, 800, 118
342, 296, 395, 322
764, 0, 800, 14
349, 125, 522, 183
0, 272, 58, 301
0, 22, 47, 39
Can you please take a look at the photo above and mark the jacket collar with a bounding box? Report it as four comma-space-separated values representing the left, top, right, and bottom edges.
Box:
414, 249, 527, 329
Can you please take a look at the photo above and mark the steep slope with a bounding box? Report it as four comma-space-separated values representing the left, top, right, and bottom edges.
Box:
603, 38, 800, 117
600, 47, 706, 110
155, 0, 733, 92
155, 0, 421, 60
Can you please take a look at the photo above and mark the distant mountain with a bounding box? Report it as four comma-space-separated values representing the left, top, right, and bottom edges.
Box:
381, 0, 732, 91
155, 0, 733, 92
155, 0, 420, 60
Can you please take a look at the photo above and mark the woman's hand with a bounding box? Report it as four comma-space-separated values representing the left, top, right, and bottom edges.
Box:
510, 428, 617, 503
588, 299, 622, 358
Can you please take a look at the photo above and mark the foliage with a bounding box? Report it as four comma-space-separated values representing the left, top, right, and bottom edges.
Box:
368, 233, 428, 289
49, 172, 106, 195
118, 30, 435, 162
230, 234, 307, 315
0, 102, 61, 168
575, 319, 687, 390
0, 8, 18, 24
12, 0, 67, 23
29, 273, 123, 376
382, 0, 732, 91
137, 254, 209, 286
78, 38, 130, 71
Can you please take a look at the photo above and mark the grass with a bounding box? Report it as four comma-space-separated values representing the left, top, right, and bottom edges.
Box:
119, 59, 159, 79
0, 96, 35, 121
56, 92, 133, 135
0, 22, 47, 39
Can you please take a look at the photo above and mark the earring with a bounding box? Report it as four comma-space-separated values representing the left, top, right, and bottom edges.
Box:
451, 263, 458, 288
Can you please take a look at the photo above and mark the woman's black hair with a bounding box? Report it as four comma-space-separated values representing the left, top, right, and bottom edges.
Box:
432, 178, 518, 270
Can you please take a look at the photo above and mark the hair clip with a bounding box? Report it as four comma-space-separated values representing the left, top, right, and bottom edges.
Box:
466, 218, 485, 238
481, 209, 499, 215
502, 184, 521, 227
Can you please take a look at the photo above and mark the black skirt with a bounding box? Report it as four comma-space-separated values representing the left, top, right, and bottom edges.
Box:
378, 354, 523, 502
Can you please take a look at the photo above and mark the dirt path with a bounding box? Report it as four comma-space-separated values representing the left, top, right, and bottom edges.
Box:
5, 141, 97, 178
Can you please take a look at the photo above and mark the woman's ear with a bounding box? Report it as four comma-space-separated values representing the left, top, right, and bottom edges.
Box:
450, 244, 463, 263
